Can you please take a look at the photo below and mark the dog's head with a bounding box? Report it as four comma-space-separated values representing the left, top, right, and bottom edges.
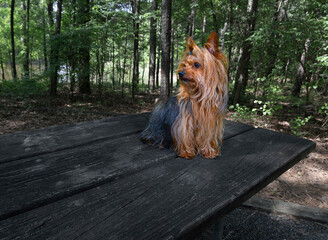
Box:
177, 32, 228, 104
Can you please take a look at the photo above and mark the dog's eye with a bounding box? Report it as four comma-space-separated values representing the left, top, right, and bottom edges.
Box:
194, 62, 201, 68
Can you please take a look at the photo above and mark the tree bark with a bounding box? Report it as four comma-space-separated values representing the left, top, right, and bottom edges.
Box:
49, 0, 63, 96
42, 12, 48, 72
170, 25, 174, 91
122, 33, 128, 97
10, 0, 17, 79
160, 0, 172, 102
187, 2, 196, 37
292, 39, 310, 98
112, 37, 115, 89
78, 0, 91, 95
148, 0, 157, 92
131, 0, 140, 99
265, 0, 288, 78
0, 51, 5, 80
210, 0, 218, 33
227, 0, 233, 83
23, 0, 30, 78
233, 0, 259, 105
156, 44, 160, 89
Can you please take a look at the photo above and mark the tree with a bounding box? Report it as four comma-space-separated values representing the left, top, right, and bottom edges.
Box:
77, 0, 91, 94
22, 0, 30, 78
148, 0, 157, 92
49, 0, 63, 96
131, 0, 140, 99
292, 39, 311, 97
10, 0, 17, 79
187, 1, 196, 37
233, 0, 259, 104
160, 0, 172, 102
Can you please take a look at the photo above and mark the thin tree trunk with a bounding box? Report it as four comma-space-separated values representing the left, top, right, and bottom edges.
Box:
42, 12, 48, 72
227, 0, 233, 83
0, 51, 5, 80
78, 0, 91, 94
233, 0, 259, 105
10, 0, 17, 79
148, 0, 157, 92
156, 42, 160, 89
210, 0, 218, 33
23, 0, 30, 78
112, 37, 115, 89
220, 20, 228, 50
292, 39, 310, 97
187, 2, 196, 37
265, 0, 287, 78
49, 0, 63, 96
170, 25, 174, 92
202, 13, 206, 42
160, 0, 172, 102
122, 33, 128, 97
131, 0, 140, 99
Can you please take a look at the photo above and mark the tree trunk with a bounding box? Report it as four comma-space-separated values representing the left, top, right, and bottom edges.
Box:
0, 51, 5, 80
210, 0, 218, 33
265, 0, 288, 78
156, 42, 160, 89
202, 13, 206, 42
122, 33, 128, 97
160, 0, 172, 102
10, 0, 17, 79
112, 37, 115, 89
148, 0, 157, 92
292, 39, 310, 98
187, 2, 196, 37
220, 16, 228, 49
78, 0, 91, 95
227, 0, 233, 83
49, 0, 63, 96
170, 25, 174, 92
42, 12, 48, 72
131, 0, 140, 99
23, 0, 30, 78
233, 0, 259, 105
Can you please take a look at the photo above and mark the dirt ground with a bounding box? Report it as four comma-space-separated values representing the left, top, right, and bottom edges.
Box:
1, 93, 327, 210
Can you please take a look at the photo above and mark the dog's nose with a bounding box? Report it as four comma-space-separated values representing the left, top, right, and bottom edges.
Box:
178, 71, 185, 79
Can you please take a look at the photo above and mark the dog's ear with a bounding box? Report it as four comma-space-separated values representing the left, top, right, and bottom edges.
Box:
205, 32, 220, 57
185, 36, 196, 54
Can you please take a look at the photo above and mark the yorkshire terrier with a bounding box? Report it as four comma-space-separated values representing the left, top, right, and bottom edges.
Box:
141, 32, 228, 159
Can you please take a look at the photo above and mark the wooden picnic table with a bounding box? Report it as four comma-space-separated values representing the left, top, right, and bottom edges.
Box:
0, 113, 315, 240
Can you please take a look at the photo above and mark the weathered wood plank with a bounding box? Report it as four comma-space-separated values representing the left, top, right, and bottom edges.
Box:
0, 128, 315, 240
0, 120, 252, 221
0, 113, 150, 163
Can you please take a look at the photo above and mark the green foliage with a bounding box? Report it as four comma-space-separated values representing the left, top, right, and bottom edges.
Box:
290, 116, 312, 136
319, 103, 328, 116
229, 104, 255, 121
0, 77, 49, 98
252, 100, 282, 116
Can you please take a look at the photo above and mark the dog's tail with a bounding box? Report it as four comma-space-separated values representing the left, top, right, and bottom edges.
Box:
141, 96, 179, 148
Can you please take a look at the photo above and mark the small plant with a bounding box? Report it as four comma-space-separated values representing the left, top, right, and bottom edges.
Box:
252, 100, 282, 116
229, 104, 254, 121
290, 116, 312, 136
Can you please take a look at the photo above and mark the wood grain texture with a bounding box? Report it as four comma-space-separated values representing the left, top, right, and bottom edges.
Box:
0, 113, 150, 163
0, 119, 252, 221
0, 128, 315, 240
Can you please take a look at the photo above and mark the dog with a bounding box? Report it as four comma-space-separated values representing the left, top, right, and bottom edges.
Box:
141, 32, 228, 159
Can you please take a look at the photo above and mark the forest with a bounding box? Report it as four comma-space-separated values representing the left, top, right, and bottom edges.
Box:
0, 0, 327, 137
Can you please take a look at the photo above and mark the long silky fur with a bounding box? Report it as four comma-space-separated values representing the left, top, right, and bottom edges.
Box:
141, 32, 228, 159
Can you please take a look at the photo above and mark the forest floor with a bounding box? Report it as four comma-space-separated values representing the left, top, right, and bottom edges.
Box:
0, 91, 327, 210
